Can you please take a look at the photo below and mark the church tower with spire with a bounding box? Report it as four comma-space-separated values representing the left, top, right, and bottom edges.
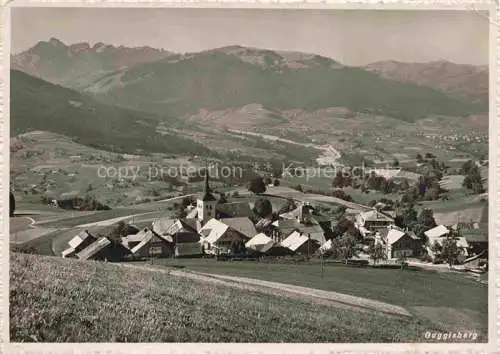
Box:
197, 166, 217, 225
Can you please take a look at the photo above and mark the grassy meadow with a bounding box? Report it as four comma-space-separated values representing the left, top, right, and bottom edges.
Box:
11, 253, 438, 343
156, 258, 487, 317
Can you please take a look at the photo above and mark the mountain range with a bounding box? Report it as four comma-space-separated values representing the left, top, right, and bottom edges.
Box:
10, 39, 489, 157
11, 38, 174, 90
364, 60, 488, 104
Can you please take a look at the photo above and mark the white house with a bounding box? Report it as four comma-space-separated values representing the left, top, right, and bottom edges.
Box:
245, 233, 274, 254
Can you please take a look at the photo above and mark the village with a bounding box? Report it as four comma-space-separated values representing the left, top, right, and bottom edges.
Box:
57, 167, 489, 278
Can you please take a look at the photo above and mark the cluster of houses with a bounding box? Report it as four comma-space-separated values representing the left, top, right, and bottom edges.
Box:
60, 173, 488, 268
61, 173, 329, 261
350, 205, 488, 263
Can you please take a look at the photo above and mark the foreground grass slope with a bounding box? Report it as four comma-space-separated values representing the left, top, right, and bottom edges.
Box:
157, 259, 488, 315
11, 253, 434, 342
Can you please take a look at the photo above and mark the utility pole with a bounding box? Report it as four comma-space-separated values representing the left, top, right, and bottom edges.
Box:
307, 233, 311, 260
321, 251, 325, 278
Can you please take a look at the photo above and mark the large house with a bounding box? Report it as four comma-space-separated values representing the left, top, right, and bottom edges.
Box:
245, 233, 274, 254
280, 230, 321, 255
355, 209, 394, 238
424, 225, 470, 260
152, 218, 202, 257
62, 230, 97, 258
199, 218, 250, 255
383, 227, 422, 259
270, 202, 328, 245
76, 237, 112, 261
123, 228, 173, 259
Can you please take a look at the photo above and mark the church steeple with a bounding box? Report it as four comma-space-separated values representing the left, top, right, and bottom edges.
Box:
202, 164, 216, 202
197, 162, 217, 224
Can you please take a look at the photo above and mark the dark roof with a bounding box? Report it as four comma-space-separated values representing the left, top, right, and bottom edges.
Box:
220, 217, 257, 239
461, 229, 488, 243
202, 191, 217, 202
182, 218, 198, 232
274, 219, 326, 244
175, 232, 200, 243
216, 202, 254, 218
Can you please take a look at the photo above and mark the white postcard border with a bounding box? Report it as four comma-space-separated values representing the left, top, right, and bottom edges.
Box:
0, 1, 497, 353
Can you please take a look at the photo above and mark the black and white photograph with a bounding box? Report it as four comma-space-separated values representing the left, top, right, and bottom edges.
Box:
6, 5, 492, 347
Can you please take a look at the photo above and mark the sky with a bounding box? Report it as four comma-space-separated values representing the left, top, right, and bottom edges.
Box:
11, 8, 489, 66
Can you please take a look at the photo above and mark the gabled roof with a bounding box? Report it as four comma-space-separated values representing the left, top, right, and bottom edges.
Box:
152, 217, 177, 236
219, 217, 257, 239
68, 230, 96, 249
245, 233, 274, 253
359, 209, 394, 223
130, 229, 168, 254
123, 229, 150, 243
272, 218, 326, 245
387, 229, 406, 245
61, 247, 76, 258
202, 191, 217, 202
319, 239, 333, 253
255, 217, 273, 230
199, 218, 229, 244
280, 230, 313, 252
216, 202, 255, 218
432, 236, 469, 249
424, 225, 449, 239
76, 237, 111, 260
152, 218, 197, 237
279, 204, 315, 220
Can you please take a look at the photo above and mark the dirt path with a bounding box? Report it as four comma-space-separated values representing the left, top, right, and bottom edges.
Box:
118, 263, 411, 318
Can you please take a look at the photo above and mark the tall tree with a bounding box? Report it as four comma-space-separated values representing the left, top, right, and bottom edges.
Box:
253, 198, 273, 218
9, 192, 15, 217
331, 234, 360, 264
368, 242, 386, 264
247, 176, 267, 194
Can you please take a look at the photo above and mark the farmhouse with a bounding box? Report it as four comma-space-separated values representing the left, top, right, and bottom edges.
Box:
427, 236, 470, 260
453, 222, 488, 255
355, 209, 394, 238
280, 230, 320, 255
151, 218, 202, 257
76, 237, 112, 261
126, 228, 173, 259
271, 219, 326, 245
424, 225, 450, 239
199, 218, 250, 255
219, 217, 257, 239
62, 230, 98, 258
245, 233, 274, 254
384, 227, 422, 259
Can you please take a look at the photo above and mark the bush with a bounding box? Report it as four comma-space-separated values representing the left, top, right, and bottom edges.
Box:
11, 246, 38, 254
253, 198, 273, 218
